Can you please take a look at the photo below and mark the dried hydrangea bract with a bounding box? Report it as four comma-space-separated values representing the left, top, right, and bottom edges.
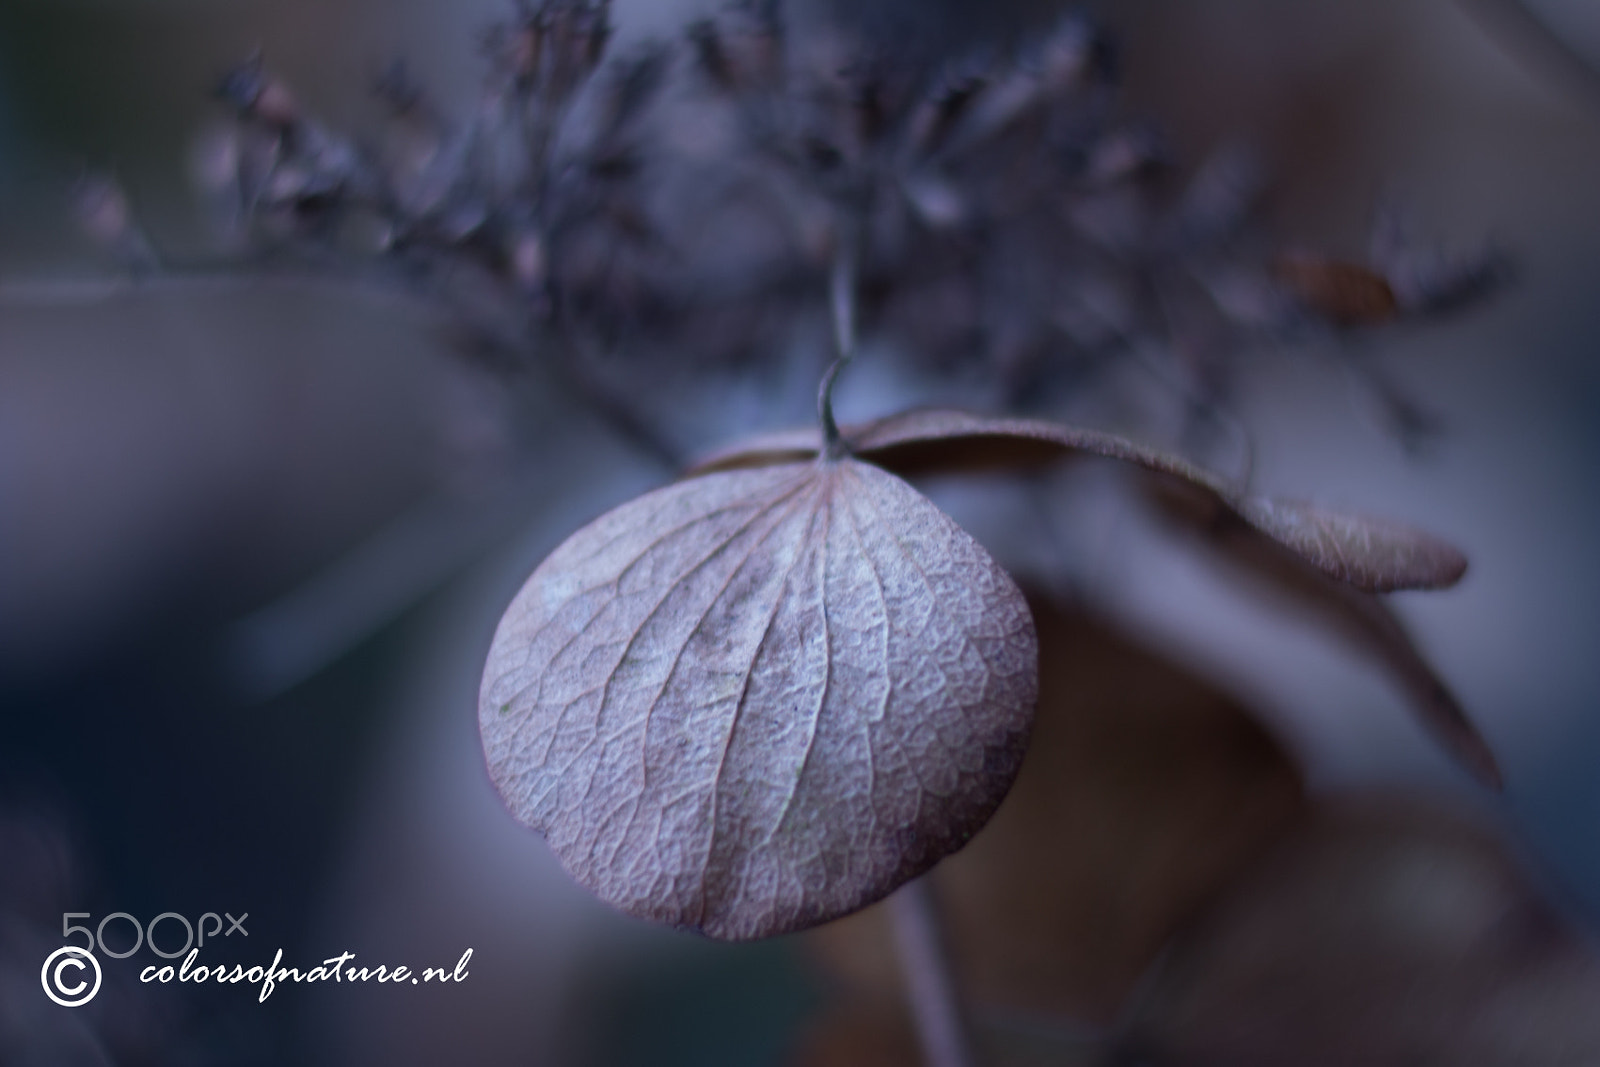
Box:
691, 409, 1469, 594
690, 410, 1498, 788
480, 456, 1038, 939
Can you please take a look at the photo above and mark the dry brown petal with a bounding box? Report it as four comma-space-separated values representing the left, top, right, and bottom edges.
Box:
687, 409, 1494, 787
1233, 497, 1467, 593
809, 599, 1306, 1026
480, 457, 1037, 939
1273, 253, 1399, 326
1120, 797, 1600, 1066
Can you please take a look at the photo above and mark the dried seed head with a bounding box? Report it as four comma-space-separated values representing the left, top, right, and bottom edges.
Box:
904, 62, 989, 158
1083, 126, 1169, 188
71, 172, 132, 247
373, 59, 425, 117
216, 53, 299, 128
688, 2, 784, 93
482, 0, 611, 97
189, 124, 243, 197
839, 56, 912, 149
1027, 15, 1109, 90
510, 230, 548, 291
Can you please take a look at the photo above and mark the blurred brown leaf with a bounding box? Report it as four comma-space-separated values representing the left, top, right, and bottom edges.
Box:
1120, 796, 1600, 1066
480, 457, 1037, 939
807, 596, 1307, 1026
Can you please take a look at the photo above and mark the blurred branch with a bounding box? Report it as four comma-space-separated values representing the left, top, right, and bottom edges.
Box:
1337, 344, 1443, 455
0, 265, 684, 471
1459, 0, 1600, 119
547, 318, 687, 472
0, 264, 416, 308
227, 484, 533, 699
888, 878, 975, 1067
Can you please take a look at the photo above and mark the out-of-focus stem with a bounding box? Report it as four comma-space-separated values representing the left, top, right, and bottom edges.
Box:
887, 877, 975, 1067
829, 226, 858, 365
551, 314, 685, 472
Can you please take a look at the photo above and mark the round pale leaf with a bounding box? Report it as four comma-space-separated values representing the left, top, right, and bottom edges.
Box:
480, 458, 1037, 939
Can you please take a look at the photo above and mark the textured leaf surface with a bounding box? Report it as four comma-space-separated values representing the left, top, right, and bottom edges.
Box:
1234, 497, 1467, 593
480, 458, 1037, 939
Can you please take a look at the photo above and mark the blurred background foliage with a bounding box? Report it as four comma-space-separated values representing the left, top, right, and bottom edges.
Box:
3, 0, 1600, 1064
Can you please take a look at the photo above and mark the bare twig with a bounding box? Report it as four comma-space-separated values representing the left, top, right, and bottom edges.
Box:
887, 877, 975, 1067
227, 482, 532, 698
